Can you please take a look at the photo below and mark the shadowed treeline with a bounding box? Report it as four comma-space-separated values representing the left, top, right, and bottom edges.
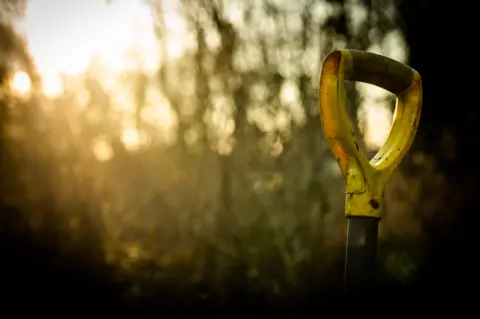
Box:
0, 0, 475, 313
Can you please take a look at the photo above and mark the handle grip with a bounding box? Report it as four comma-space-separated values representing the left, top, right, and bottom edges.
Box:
345, 50, 413, 94
319, 49, 422, 218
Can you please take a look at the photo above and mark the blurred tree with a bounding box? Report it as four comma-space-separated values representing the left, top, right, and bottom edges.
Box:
128, 0, 411, 300
0, 1, 121, 308
0, 0, 444, 311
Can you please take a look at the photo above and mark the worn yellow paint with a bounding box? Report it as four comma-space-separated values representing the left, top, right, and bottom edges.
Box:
319, 50, 422, 219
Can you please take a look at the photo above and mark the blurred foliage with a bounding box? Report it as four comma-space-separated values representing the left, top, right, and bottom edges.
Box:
0, 0, 453, 310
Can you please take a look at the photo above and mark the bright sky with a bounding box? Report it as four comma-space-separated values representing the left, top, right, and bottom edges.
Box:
22, 0, 162, 98
11, 0, 396, 157
25, 0, 160, 73
17, 0, 181, 158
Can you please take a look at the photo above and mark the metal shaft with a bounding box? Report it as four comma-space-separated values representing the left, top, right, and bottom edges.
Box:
344, 216, 379, 294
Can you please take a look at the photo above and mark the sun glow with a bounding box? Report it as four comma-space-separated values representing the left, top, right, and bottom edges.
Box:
10, 71, 32, 96
21, 0, 181, 155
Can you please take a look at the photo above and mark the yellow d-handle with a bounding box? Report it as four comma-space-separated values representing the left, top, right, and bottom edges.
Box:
319, 50, 422, 219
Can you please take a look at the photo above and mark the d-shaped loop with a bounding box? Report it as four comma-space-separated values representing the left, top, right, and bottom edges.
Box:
319, 50, 422, 218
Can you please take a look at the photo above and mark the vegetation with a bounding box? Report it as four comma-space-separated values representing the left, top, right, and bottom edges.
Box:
0, 0, 474, 312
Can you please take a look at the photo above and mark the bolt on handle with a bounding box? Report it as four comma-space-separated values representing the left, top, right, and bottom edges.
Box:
319, 50, 422, 218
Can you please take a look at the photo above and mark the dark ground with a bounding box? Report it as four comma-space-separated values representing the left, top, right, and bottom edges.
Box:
0, 202, 467, 315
